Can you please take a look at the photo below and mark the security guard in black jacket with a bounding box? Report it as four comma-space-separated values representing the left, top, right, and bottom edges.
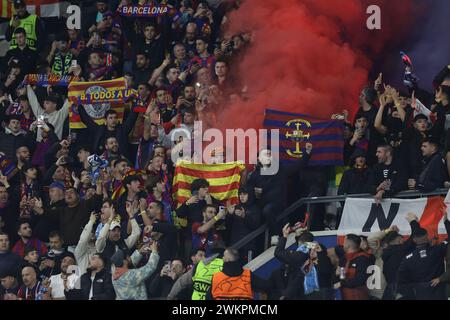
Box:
397, 215, 450, 300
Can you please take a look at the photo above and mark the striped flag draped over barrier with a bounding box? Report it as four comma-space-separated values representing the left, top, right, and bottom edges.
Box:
172, 160, 245, 207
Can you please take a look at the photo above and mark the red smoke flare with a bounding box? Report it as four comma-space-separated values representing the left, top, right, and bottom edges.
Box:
219, 0, 420, 130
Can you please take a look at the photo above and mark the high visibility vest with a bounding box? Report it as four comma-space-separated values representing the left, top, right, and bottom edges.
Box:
211, 269, 254, 300
9, 14, 38, 51
191, 258, 223, 300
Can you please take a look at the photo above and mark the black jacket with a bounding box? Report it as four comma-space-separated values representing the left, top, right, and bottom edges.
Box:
267, 265, 289, 300
225, 203, 261, 250
205, 260, 271, 300
78, 105, 138, 160
397, 220, 450, 300
367, 160, 408, 197
43, 194, 102, 246
246, 152, 311, 208
65, 268, 115, 300
416, 152, 447, 192
338, 167, 371, 195
175, 197, 221, 225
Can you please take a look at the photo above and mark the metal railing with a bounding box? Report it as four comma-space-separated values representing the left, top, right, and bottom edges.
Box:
231, 188, 449, 251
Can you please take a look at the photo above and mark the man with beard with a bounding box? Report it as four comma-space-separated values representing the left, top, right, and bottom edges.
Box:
78, 106, 138, 160
34, 185, 66, 242
12, 221, 48, 258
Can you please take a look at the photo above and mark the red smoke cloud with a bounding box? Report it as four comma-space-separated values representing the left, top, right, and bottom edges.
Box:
219, 0, 421, 130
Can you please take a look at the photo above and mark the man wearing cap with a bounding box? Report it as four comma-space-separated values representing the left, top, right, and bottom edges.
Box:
111, 241, 159, 300
47, 33, 74, 77
408, 137, 447, 192
0, 115, 32, 159
25, 85, 70, 141
5, 0, 44, 52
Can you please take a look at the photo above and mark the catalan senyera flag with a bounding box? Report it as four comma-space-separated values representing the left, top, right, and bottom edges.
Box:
172, 160, 246, 207
68, 78, 127, 129
1, 0, 68, 19
264, 109, 344, 166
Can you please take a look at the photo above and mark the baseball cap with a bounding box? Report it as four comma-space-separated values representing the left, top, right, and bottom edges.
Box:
109, 221, 121, 231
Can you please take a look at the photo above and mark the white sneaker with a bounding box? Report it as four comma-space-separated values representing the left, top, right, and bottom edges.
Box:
271, 235, 279, 246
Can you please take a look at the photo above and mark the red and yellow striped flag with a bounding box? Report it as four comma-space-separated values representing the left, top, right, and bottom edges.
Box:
68, 78, 126, 129
0, 0, 13, 19
172, 160, 246, 207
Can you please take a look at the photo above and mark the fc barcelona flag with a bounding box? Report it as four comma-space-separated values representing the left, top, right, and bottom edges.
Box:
263, 109, 344, 166
68, 78, 127, 129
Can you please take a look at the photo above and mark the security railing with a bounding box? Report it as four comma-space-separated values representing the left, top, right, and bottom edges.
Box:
231, 188, 449, 252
